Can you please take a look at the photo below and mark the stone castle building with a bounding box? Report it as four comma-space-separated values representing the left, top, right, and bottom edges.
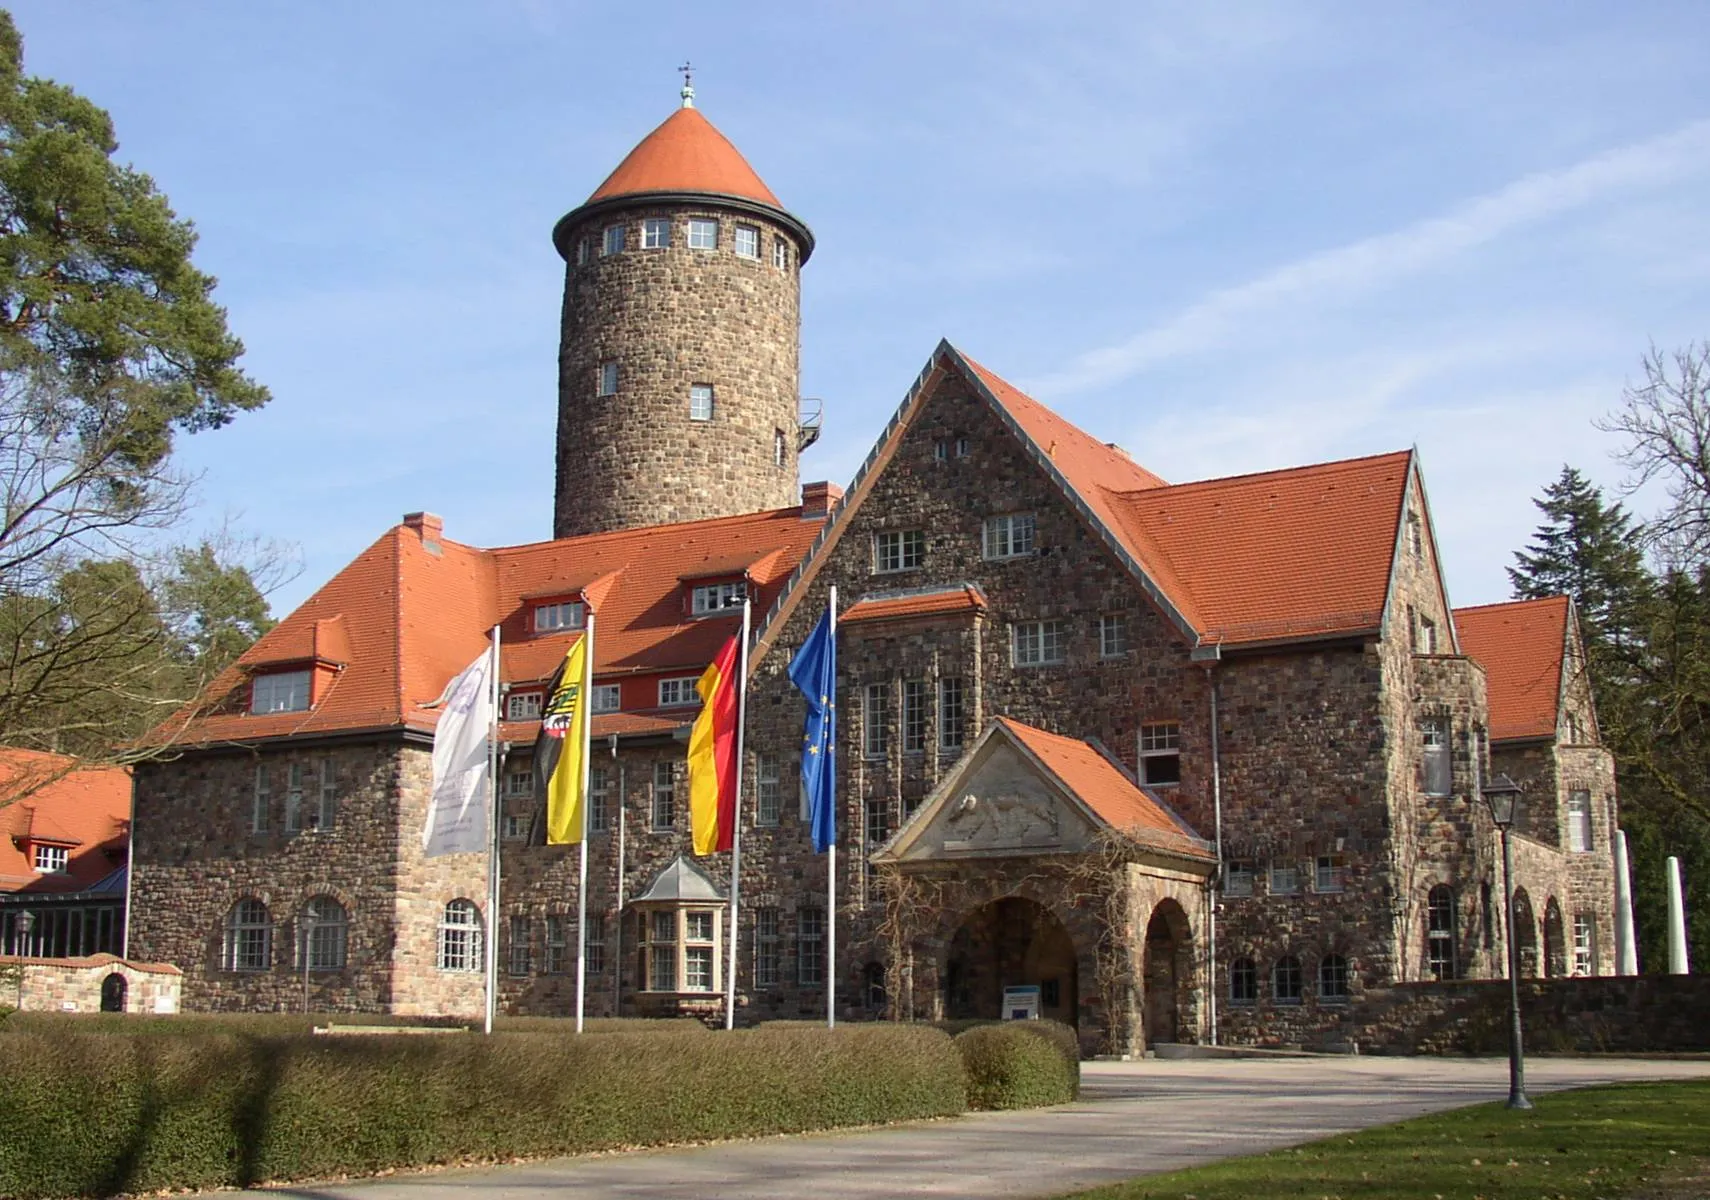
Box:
128, 91, 1621, 1053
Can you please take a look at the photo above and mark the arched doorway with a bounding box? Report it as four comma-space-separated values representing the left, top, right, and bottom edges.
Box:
1543, 898, 1567, 978
99, 973, 126, 1013
1143, 900, 1193, 1046
943, 897, 1078, 1027
1511, 888, 1538, 977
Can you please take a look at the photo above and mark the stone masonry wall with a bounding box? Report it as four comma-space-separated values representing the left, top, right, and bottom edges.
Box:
6, 954, 181, 1014
556, 203, 802, 537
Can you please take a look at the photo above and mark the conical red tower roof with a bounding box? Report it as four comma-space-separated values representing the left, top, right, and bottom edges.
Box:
588, 107, 782, 207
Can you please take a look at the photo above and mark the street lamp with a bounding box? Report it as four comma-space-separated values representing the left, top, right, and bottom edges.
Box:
1482, 773, 1531, 1110
14, 909, 36, 1011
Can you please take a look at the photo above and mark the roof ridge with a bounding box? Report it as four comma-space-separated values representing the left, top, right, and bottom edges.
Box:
1113, 448, 1413, 499
1453, 595, 1570, 615
470, 504, 806, 558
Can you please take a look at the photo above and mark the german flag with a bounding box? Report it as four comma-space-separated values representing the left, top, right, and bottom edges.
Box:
687, 633, 740, 855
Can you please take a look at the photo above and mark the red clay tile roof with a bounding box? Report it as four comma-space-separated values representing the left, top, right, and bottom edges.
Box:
842, 585, 988, 626
588, 107, 783, 208
0, 749, 130, 895
158, 507, 822, 749
0, 952, 179, 973
1455, 596, 1569, 742
996, 719, 1213, 861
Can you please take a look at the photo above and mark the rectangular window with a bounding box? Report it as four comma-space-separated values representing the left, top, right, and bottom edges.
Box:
684, 909, 716, 992
579, 913, 602, 974
1567, 790, 1594, 852
689, 383, 714, 422
1099, 615, 1128, 659
1011, 620, 1067, 667
315, 758, 337, 830
1418, 614, 1438, 654
641, 217, 669, 249
772, 238, 788, 269
755, 907, 780, 986
864, 683, 890, 758
502, 813, 526, 840
506, 769, 533, 797
284, 762, 304, 833
982, 512, 1036, 559
648, 910, 676, 990
775, 428, 787, 467
658, 676, 701, 707
687, 218, 718, 250
755, 754, 781, 826
1223, 860, 1254, 897
901, 680, 928, 754
544, 915, 567, 974
576, 237, 590, 266
865, 797, 891, 857
873, 529, 925, 573
591, 683, 621, 713
798, 906, 825, 986
1572, 913, 1594, 975
507, 691, 543, 720
598, 360, 618, 397
651, 761, 675, 830
534, 601, 586, 632
1229, 958, 1257, 1005
690, 581, 745, 615
602, 224, 625, 256
734, 224, 760, 259
938, 677, 965, 753
251, 670, 311, 714
1421, 718, 1450, 796
1315, 854, 1346, 894
1268, 861, 1301, 896
251, 763, 270, 834
32, 844, 67, 873
508, 915, 531, 976
589, 766, 610, 832
1140, 722, 1181, 786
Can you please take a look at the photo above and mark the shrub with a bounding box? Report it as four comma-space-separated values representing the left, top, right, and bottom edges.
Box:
0, 1023, 964, 1198
954, 1022, 1079, 1111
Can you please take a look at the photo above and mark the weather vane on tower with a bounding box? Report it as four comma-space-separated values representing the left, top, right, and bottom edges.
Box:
679, 61, 695, 108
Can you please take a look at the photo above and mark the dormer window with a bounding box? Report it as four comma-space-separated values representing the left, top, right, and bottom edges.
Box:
507, 692, 543, 721
33, 844, 68, 873
251, 670, 311, 714
534, 601, 586, 633
591, 683, 621, 713
658, 676, 701, 708
691, 581, 746, 616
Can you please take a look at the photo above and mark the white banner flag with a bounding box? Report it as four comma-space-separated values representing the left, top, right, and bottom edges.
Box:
424, 649, 494, 857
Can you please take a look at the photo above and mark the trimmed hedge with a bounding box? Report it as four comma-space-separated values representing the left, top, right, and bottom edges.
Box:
954, 1022, 1080, 1110
0, 1024, 964, 1198
0, 1011, 706, 1037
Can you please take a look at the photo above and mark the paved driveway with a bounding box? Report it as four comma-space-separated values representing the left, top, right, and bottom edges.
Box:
262, 1056, 1710, 1200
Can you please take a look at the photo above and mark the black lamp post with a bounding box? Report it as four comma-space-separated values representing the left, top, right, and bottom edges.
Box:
14, 909, 36, 1010
1482, 773, 1531, 1110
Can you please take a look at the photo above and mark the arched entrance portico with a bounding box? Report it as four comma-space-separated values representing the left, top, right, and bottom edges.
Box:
1143, 899, 1193, 1046
943, 897, 1079, 1027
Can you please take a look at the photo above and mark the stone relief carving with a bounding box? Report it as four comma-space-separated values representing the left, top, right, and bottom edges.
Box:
942, 790, 1060, 849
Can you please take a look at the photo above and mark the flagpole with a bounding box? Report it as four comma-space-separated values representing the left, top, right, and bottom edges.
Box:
725, 597, 752, 1031
826, 585, 837, 1030
576, 612, 595, 1034
484, 623, 500, 1036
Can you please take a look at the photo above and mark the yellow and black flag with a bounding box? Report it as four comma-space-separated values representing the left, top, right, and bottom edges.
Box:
533, 637, 589, 844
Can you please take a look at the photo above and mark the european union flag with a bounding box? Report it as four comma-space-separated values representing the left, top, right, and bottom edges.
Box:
788, 608, 837, 853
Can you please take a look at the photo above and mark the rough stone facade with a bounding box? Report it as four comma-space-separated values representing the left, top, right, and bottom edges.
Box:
5, 954, 181, 1014
554, 202, 804, 538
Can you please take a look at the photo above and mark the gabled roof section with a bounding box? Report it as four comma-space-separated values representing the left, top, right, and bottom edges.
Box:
0, 749, 130, 895
588, 107, 783, 208
1455, 595, 1571, 742
843, 584, 987, 626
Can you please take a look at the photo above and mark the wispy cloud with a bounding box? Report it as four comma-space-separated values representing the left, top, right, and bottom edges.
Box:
1029, 118, 1710, 396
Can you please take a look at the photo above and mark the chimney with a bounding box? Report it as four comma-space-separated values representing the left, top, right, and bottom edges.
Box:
403, 512, 444, 552
800, 481, 843, 520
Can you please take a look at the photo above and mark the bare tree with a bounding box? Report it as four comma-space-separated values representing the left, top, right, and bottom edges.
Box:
1600, 341, 1710, 567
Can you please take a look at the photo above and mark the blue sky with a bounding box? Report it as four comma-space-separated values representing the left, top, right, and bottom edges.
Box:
10, 2, 1709, 616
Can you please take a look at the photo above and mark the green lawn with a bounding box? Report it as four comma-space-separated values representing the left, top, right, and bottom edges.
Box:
1061, 1080, 1710, 1200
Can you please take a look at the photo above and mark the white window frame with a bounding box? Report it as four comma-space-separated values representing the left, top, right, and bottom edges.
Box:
651, 761, 676, 830
438, 899, 483, 972
544, 915, 567, 974
901, 679, 928, 754
982, 512, 1036, 560
937, 677, 964, 753
1268, 860, 1302, 896
755, 906, 780, 986
507, 691, 543, 721
1228, 957, 1257, 1004
534, 600, 586, 632
690, 581, 745, 616
591, 683, 621, 713
797, 906, 826, 986
1572, 913, 1595, 975
641, 217, 669, 249
1011, 620, 1067, 667
314, 757, 336, 831
1099, 614, 1128, 659
755, 754, 781, 826
251, 763, 270, 834
686, 218, 718, 250
689, 383, 714, 422
1223, 860, 1254, 897
602, 224, 625, 256
251, 670, 311, 714
1567, 790, 1594, 852
1315, 853, 1346, 894
1140, 721, 1181, 785
598, 360, 618, 397
873, 530, 925, 574
586, 912, 607, 975
575, 237, 590, 266
774, 427, 787, 468
508, 914, 531, 976
284, 762, 304, 833
658, 676, 701, 708
772, 238, 788, 269
863, 682, 889, 758
502, 813, 527, 841
734, 224, 760, 259
640, 905, 722, 993
1421, 717, 1451, 796
1273, 954, 1303, 1004
1319, 954, 1350, 1002
301, 896, 348, 971
588, 766, 610, 832
224, 899, 272, 972
32, 844, 67, 873
505, 768, 532, 798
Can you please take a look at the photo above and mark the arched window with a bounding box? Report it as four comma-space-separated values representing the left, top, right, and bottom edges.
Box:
1426, 885, 1456, 980
438, 899, 483, 972
1228, 957, 1257, 1005
1273, 954, 1302, 1004
224, 899, 272, 972
1319, 954, 1350, 1002
301, 897, 349, 971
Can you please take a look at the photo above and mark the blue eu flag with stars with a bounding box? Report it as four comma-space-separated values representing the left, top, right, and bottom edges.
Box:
788, 608, 836, 853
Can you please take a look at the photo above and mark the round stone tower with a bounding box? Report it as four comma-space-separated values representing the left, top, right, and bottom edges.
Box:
551, 87, 814, 538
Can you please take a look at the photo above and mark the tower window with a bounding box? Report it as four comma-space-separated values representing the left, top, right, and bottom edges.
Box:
734, 224, 760, 259
602, 224, 625, 256
576, 237, 590, 266
774, 428, 787, 467
772, 239, 788, 269
689, 384, 714, 422
598, 361, 618, 397
642, 218, 670, 249
687, 218, 718, 250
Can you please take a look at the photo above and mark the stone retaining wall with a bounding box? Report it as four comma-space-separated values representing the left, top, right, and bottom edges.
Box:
2, 953, 181, 1014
